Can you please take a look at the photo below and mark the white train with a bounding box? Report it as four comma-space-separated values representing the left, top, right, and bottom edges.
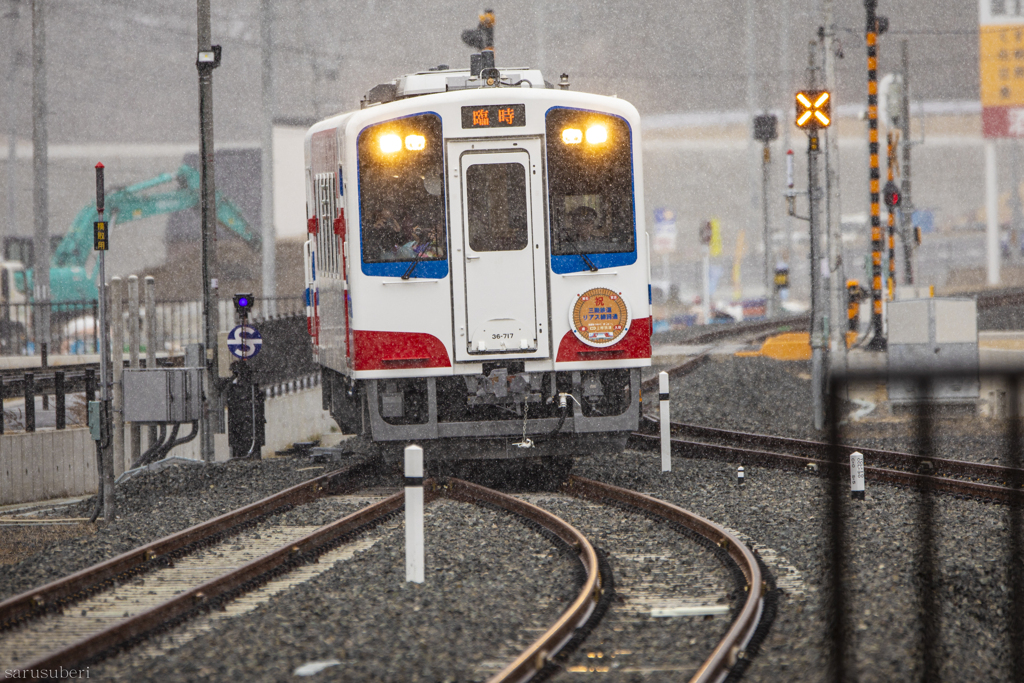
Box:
303, 60, 651, 458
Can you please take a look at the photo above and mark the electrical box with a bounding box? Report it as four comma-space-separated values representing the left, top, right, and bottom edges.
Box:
88, 400, 104, 441
887, 297, 979, 403
122, 368, 204, 423
895, 284, 935, 301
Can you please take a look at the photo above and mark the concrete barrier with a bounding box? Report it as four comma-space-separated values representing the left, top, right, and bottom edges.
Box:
1, 429, 98, 506
1, 387, 338, 505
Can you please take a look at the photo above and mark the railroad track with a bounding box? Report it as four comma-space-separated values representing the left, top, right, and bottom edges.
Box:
2, 467, 770, 683
0, 459, 379, 633
633, 416, 1024, 504
1, 473, 596, 679
513, 477, 771, 682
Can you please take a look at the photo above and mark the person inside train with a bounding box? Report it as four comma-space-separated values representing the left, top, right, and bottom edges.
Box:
382, 209, 445, 261
367, 207, 403, 261
566, 205, 616, 253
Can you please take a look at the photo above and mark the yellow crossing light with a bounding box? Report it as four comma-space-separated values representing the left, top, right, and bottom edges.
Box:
795, 90, 831, 130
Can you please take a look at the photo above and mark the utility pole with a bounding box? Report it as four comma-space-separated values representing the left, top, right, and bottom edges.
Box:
260, 0, 276, 309
822, 0, 848, 376
780, 0, 795, 285
865, 0, 887, 350
898, 39, 915, 284
5, 0, 19, 252
805, 46, 828, 432
196, 0, 221, 462
95, 163, 114, 521
744, 0, 757, 305
31, 0, 49, 357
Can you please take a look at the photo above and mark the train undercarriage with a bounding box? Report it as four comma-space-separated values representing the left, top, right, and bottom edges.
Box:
321, 366, 640, 461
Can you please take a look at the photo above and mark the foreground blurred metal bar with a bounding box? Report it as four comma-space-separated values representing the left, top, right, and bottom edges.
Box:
1007, 376, 1024, 682
912, 377, 940, 681
825, 386, 849, 683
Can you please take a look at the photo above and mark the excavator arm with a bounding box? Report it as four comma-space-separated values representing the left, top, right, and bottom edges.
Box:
40, 165, 258, 302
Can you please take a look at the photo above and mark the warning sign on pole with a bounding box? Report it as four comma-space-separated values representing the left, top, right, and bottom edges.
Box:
94, 221, 109, 251
980, 1, 1024, 137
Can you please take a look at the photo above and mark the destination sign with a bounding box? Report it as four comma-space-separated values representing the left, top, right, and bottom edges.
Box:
461, 104, 526, 129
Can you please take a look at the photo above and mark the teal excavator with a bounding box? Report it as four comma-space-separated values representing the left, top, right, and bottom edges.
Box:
10, 164, 258, 303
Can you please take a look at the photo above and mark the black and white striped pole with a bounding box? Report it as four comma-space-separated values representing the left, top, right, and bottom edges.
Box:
850, 451, 865, 500
659, 372, 671, 472
405, 444, 424, 583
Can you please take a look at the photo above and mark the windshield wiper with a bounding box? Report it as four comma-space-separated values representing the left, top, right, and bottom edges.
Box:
578, 253, 599, 272
402, 244, 429, 280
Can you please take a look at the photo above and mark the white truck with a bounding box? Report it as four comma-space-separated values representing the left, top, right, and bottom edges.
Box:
0, 261, 31, 354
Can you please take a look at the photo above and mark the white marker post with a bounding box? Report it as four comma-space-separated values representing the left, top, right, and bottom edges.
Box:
850, 451, 865, 500
405, 444, 424, 583
659, 372, 671, 472
737, 465, 745, 486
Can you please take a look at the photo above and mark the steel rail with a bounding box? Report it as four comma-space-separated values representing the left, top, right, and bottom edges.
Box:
640, 354, 710, 394
441, 478, 601, 683
641, 416, 1024, 488
11, 476, 600, 679
630, 429, 1024, 505
13, 483, 419, 675
0, 459, 375, 630
651, 313, 810, 347
564, 475, 764, 683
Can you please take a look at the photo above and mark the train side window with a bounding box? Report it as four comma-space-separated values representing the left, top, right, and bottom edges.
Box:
357, 113, 447, 267
546, 108, 635, 257
465, 162, 529, 252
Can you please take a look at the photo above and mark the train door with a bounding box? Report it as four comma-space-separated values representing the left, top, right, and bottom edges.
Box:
448, 138, 549, 362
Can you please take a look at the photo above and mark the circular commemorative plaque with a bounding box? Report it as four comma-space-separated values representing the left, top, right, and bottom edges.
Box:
569, 287, 631, 347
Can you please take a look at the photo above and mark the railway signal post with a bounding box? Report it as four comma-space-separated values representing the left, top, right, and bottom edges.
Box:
753, 114, 778, 317
865, 0, 887, 350
898, 39, 916, 285
227, 294, 265, 459
795, 87, 831, 431
91, 162, 115, 521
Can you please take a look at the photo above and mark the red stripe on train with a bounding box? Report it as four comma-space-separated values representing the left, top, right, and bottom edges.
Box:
555, 316, 651, 363
353, 330, 452, 371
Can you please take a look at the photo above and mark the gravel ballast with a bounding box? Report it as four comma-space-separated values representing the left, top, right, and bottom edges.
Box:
522, 494, 738, 680
92, 498, 581, 682
0, 459, 342, 601
594, 353, 1020, 682
3, 351, 1020, 681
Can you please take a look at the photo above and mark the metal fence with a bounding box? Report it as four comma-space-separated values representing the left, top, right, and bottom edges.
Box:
0, 368, 97, 434
823, 367, 1024, 681
0, 300, 99, 356
0, 297, 304, 358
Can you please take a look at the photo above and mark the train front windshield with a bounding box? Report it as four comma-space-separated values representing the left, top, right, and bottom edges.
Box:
357, 113, 447, 264
545, 109, 635, 257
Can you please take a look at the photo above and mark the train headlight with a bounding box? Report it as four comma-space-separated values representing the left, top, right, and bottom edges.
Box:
562, 128, 583, 144
379, 134, 402, 154
585, 125, 607, 144
405, 134, 425, 151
